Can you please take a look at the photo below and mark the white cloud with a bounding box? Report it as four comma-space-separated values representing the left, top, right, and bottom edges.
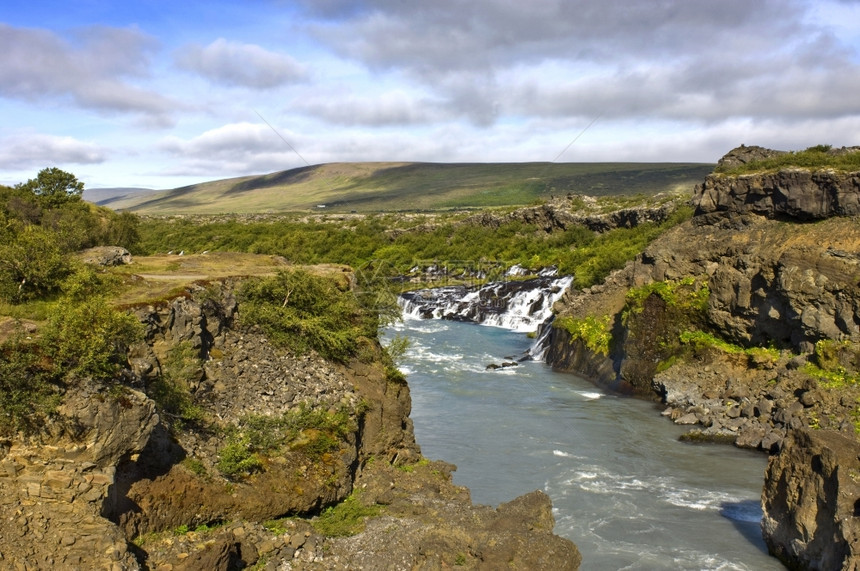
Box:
175, 38, 308, 88
305, 0, 860, 127
0, 133, 107, 170
158, 122, 310, 175
294, 89, 447, 126
0, 24, 178, 123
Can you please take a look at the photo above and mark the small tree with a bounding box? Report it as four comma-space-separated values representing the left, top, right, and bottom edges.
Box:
40, 296, 142, 381
16, 167, 84, 208
0, 224, 71, 302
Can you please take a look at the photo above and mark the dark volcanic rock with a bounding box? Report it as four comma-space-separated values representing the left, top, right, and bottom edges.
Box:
762, 428, 860, 570
694, 145, 860, 219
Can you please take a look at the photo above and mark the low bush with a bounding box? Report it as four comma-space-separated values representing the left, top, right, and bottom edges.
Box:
216, 433, 263, 477
554, 314, 612, 356
312, 491, 381, 537
0, 332, 61, 435
239, 268, 376, 362
40, 296, 142, 381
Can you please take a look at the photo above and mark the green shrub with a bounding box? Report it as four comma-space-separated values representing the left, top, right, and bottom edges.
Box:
0, 332, 61, 435
0, 224, 72, 303
554, 314, 612, 356
239, 269, 376, 362
40, 296, 142, 381
216, 433, 263, 477
312, 491, 381, 537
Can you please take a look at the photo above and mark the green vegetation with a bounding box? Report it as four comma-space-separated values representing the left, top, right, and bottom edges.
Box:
715, 145, 860, 175
623, 276, 710, 320
311, 491, 381, 537
0, 167, 141, 303
41, 296, 142, 381
618, 277, 713, 385
678, 331, 779, 367
217, 404, 359, 477
803, 340, 860, 388
0, 332, 61, 435
137, 203, 694, 291
148, 341, 205, 429
216, 433, 264, 477
110, 161, 712, 214
239, 268, 377, 362
554, 314, 612, 356
0, 264, 143, 434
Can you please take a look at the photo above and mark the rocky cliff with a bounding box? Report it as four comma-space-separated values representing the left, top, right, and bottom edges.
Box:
761, 429, 860, 570
0, 269, 580, 569
547, 145, 860, 569
695, 145, 860, 220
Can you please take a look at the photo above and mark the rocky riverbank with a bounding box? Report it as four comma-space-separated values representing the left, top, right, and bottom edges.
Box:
547, 145, 860, 569
0, 269, 580, 569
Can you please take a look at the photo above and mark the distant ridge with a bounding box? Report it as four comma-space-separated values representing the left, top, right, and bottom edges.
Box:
83, 187, 161, 205
102, 161, 714, 214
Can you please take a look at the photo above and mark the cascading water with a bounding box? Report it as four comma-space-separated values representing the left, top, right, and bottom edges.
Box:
398, 270, 573, 359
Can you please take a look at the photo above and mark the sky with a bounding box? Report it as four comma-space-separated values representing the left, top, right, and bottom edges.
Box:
1, 0, 860, 190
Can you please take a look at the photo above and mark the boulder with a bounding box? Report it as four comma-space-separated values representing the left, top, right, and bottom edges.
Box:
79, 246, 133, 266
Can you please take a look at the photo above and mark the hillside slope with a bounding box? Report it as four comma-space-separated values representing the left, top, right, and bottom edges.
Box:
105, 161, 712, 214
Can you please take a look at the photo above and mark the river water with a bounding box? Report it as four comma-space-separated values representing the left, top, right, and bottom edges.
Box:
385, 316, 784, 570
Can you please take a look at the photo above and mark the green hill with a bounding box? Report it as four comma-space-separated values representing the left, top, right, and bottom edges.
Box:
105, 161, 714, 214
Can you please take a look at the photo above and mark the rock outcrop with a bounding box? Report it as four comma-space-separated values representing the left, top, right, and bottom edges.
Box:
762, 429, 860, 570
0, 274, 580, 569
464, 194, 679, 233
79, 246, 134, 266
694, 145, 860, 219
0, 386, 157, 569
547, 145, 860, 568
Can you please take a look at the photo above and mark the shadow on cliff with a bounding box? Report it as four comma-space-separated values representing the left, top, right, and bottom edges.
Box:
105, 423, 188, 534
719, 499, 769, 556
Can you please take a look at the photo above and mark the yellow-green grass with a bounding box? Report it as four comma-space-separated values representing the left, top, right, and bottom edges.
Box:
107, 161, 713, 214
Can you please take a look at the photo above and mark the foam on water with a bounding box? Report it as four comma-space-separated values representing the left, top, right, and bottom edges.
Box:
388, 314, 780, 570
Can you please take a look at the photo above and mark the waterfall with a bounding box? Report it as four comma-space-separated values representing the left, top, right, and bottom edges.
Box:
398, 273, 573, 359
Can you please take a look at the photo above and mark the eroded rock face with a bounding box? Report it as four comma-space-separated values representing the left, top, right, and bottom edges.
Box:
0, 276, 578, 569
549, 213, 860, 378
0, 385, 156, 569
762, 428, 860, 570
693, 146, 860, 220
290, 462, 582, 570
114, 281, 421, 537
545, 148, 860, 568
